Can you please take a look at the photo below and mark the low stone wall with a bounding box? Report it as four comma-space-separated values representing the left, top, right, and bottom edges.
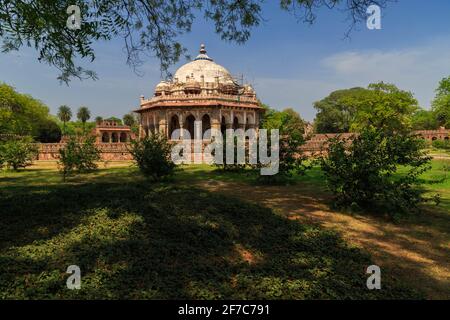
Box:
37, 143, 133, 161
36, 129, 450, 161
415, 128, 450, 141
301, 129, 450, 153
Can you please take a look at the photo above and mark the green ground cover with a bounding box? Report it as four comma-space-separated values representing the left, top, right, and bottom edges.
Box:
0, 163, 425, 299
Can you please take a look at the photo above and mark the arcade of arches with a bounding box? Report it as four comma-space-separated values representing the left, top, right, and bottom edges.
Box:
139, 109, 259, 141
93, 120, 134, 143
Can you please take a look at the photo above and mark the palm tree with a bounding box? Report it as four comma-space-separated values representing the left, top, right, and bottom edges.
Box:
57, 105, 72, 134
77, 107, 91, 132
123, 113, 136, 127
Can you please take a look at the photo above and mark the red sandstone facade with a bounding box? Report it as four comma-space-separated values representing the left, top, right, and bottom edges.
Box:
93, 120, 135, 143
36, 121, 135, 161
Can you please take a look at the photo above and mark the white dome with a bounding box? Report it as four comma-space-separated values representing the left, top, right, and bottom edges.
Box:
173, 44, 234, 84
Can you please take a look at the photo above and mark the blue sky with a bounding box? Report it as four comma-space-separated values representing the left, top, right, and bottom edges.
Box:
1, 0, 450, 121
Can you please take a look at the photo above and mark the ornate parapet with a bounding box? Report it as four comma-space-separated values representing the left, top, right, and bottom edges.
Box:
138, 93, 261, 111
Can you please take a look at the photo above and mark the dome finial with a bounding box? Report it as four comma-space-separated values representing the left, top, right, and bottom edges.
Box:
200, 44, 206, 54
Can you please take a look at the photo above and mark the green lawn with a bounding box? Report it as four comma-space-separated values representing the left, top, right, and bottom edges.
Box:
178, 160, 450, 212
0, 163, 423, 299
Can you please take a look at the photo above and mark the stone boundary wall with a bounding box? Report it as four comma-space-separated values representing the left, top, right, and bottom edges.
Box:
37, 143, 133, 161
35, 129, 450, 161
301, 128, 450, 154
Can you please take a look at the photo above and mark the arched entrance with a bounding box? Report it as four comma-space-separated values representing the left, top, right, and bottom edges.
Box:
111, 132, 119, 143
221, 116, 227, 135
202, 114, 211, 139
169, 114, 180, 139
102, 132, 109, 143
233, 117, 239, 131
120, 132, 128, 142
185, 115, 196, 140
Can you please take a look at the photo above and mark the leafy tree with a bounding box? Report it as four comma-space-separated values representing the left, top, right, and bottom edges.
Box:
57, 105, 72, 134
36, 119, 62, 143
0, 83, 51, 137
60, 121, 96, 136
106, 117, 123, 125
95, 116, 103, 124
0, 136, 38, 170
314, 83, 418, 134
123, 113, 136, 127
431, 76, 450, 128
320, 128, 432, 217
77, 106, 91, 132
351, 82, 419, 134
0, 0, 390, 82
130, 133, 175, 181
259, 106, 308, 183
435, 76, 450, 96
411, 109, 438, 130
58, 135, 100, 181
313, 87, 369, 133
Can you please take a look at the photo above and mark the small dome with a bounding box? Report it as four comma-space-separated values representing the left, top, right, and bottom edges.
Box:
174, 44, 233, 84
242, 84, 256, 97
244, 84, 254, 92
155, 81, 170, 91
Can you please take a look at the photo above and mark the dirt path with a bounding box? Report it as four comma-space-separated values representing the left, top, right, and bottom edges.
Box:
190, 179, 450, 299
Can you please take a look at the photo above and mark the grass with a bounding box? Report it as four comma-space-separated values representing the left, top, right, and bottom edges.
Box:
0, 162, 423, 299
174, 160, 450, 299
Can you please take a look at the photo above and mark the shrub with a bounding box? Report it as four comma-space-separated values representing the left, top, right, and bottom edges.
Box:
58, 135, 100, 180
0, 136, 38, 170
320, 128, 432, 217
432, 139, 450, 150
129, 134, 175, 181
256, 133, 309, 184
36, 119, 62, 143
214, 133, 247, 172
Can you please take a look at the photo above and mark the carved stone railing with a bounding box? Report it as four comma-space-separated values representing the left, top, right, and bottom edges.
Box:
141, 93, 260, 108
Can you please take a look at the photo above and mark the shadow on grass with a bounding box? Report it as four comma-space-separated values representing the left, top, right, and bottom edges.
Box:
0, 175, 420, 299
180, 173, 450, 299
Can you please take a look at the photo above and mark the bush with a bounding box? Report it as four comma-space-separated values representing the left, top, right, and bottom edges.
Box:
36, 119, 62, 143
58, 136, 100, 180
0, 136, 38, 170
130, 134, 175, 181
214, 133, 247, 172
320, 128, 432, 217
256, 133, 309, 184
432, 139, 450, 150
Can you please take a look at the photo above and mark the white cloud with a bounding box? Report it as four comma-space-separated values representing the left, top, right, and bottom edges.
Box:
256, 37, 450, 121
321, 38, 450, 108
